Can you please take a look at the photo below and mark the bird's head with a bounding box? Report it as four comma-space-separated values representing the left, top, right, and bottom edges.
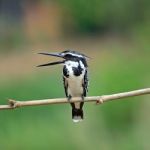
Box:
37, 50, 90, 67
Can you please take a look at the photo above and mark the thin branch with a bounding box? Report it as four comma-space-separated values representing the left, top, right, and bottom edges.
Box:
0, 88, 150, 110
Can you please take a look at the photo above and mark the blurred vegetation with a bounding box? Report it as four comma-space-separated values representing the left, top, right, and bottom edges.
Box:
0, 0, 150, 149
0, 0, 150, 51
60, 0, 150, 34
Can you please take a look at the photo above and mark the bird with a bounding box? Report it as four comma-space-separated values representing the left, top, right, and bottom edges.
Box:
37, 50, 89, 123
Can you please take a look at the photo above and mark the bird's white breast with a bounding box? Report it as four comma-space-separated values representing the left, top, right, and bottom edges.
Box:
64, 60, 86, 109
64, 61, 85, 96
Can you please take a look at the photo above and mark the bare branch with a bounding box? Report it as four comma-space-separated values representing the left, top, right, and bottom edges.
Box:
0, 88, 150, 110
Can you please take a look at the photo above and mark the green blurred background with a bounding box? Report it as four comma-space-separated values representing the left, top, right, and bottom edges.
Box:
0, 0, 150, 149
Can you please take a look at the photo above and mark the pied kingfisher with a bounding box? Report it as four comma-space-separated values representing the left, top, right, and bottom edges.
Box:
37, 50, 89, 123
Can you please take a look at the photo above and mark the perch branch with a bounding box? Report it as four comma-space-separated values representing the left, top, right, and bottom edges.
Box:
0, 88, 150, 110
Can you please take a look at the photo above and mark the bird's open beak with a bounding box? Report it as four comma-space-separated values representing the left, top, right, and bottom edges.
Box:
37, 52, 65, 67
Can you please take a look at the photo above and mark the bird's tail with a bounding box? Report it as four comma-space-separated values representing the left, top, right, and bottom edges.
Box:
72, 108, 83, 123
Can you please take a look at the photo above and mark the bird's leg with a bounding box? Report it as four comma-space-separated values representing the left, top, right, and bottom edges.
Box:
80, 95, 84, 109
68, 95, 75, 109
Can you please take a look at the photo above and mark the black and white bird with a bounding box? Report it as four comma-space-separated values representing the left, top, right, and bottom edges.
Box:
37, 50, 89, 122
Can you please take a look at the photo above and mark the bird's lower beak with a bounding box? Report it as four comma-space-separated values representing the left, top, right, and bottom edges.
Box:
37, 52, 65, 67
37, 60, 65, 67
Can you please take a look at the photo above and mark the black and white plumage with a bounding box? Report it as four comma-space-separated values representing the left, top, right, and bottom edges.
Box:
37, 50, 89, 122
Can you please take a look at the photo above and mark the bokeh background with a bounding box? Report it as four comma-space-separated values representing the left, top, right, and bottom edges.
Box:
0, 0, 150, 149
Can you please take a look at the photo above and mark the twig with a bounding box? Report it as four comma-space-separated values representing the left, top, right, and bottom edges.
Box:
0, 88, 150, 110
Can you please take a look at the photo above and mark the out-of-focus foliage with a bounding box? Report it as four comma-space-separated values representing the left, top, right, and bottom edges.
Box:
60, 0, 150, 33
0, 0, 150, 52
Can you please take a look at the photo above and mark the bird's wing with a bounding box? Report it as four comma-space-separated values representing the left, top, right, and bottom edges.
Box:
82, 69, 89, 97
63, 77, 69, 97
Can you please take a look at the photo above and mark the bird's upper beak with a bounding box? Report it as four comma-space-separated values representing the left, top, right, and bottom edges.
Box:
37, 52, 65, 67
